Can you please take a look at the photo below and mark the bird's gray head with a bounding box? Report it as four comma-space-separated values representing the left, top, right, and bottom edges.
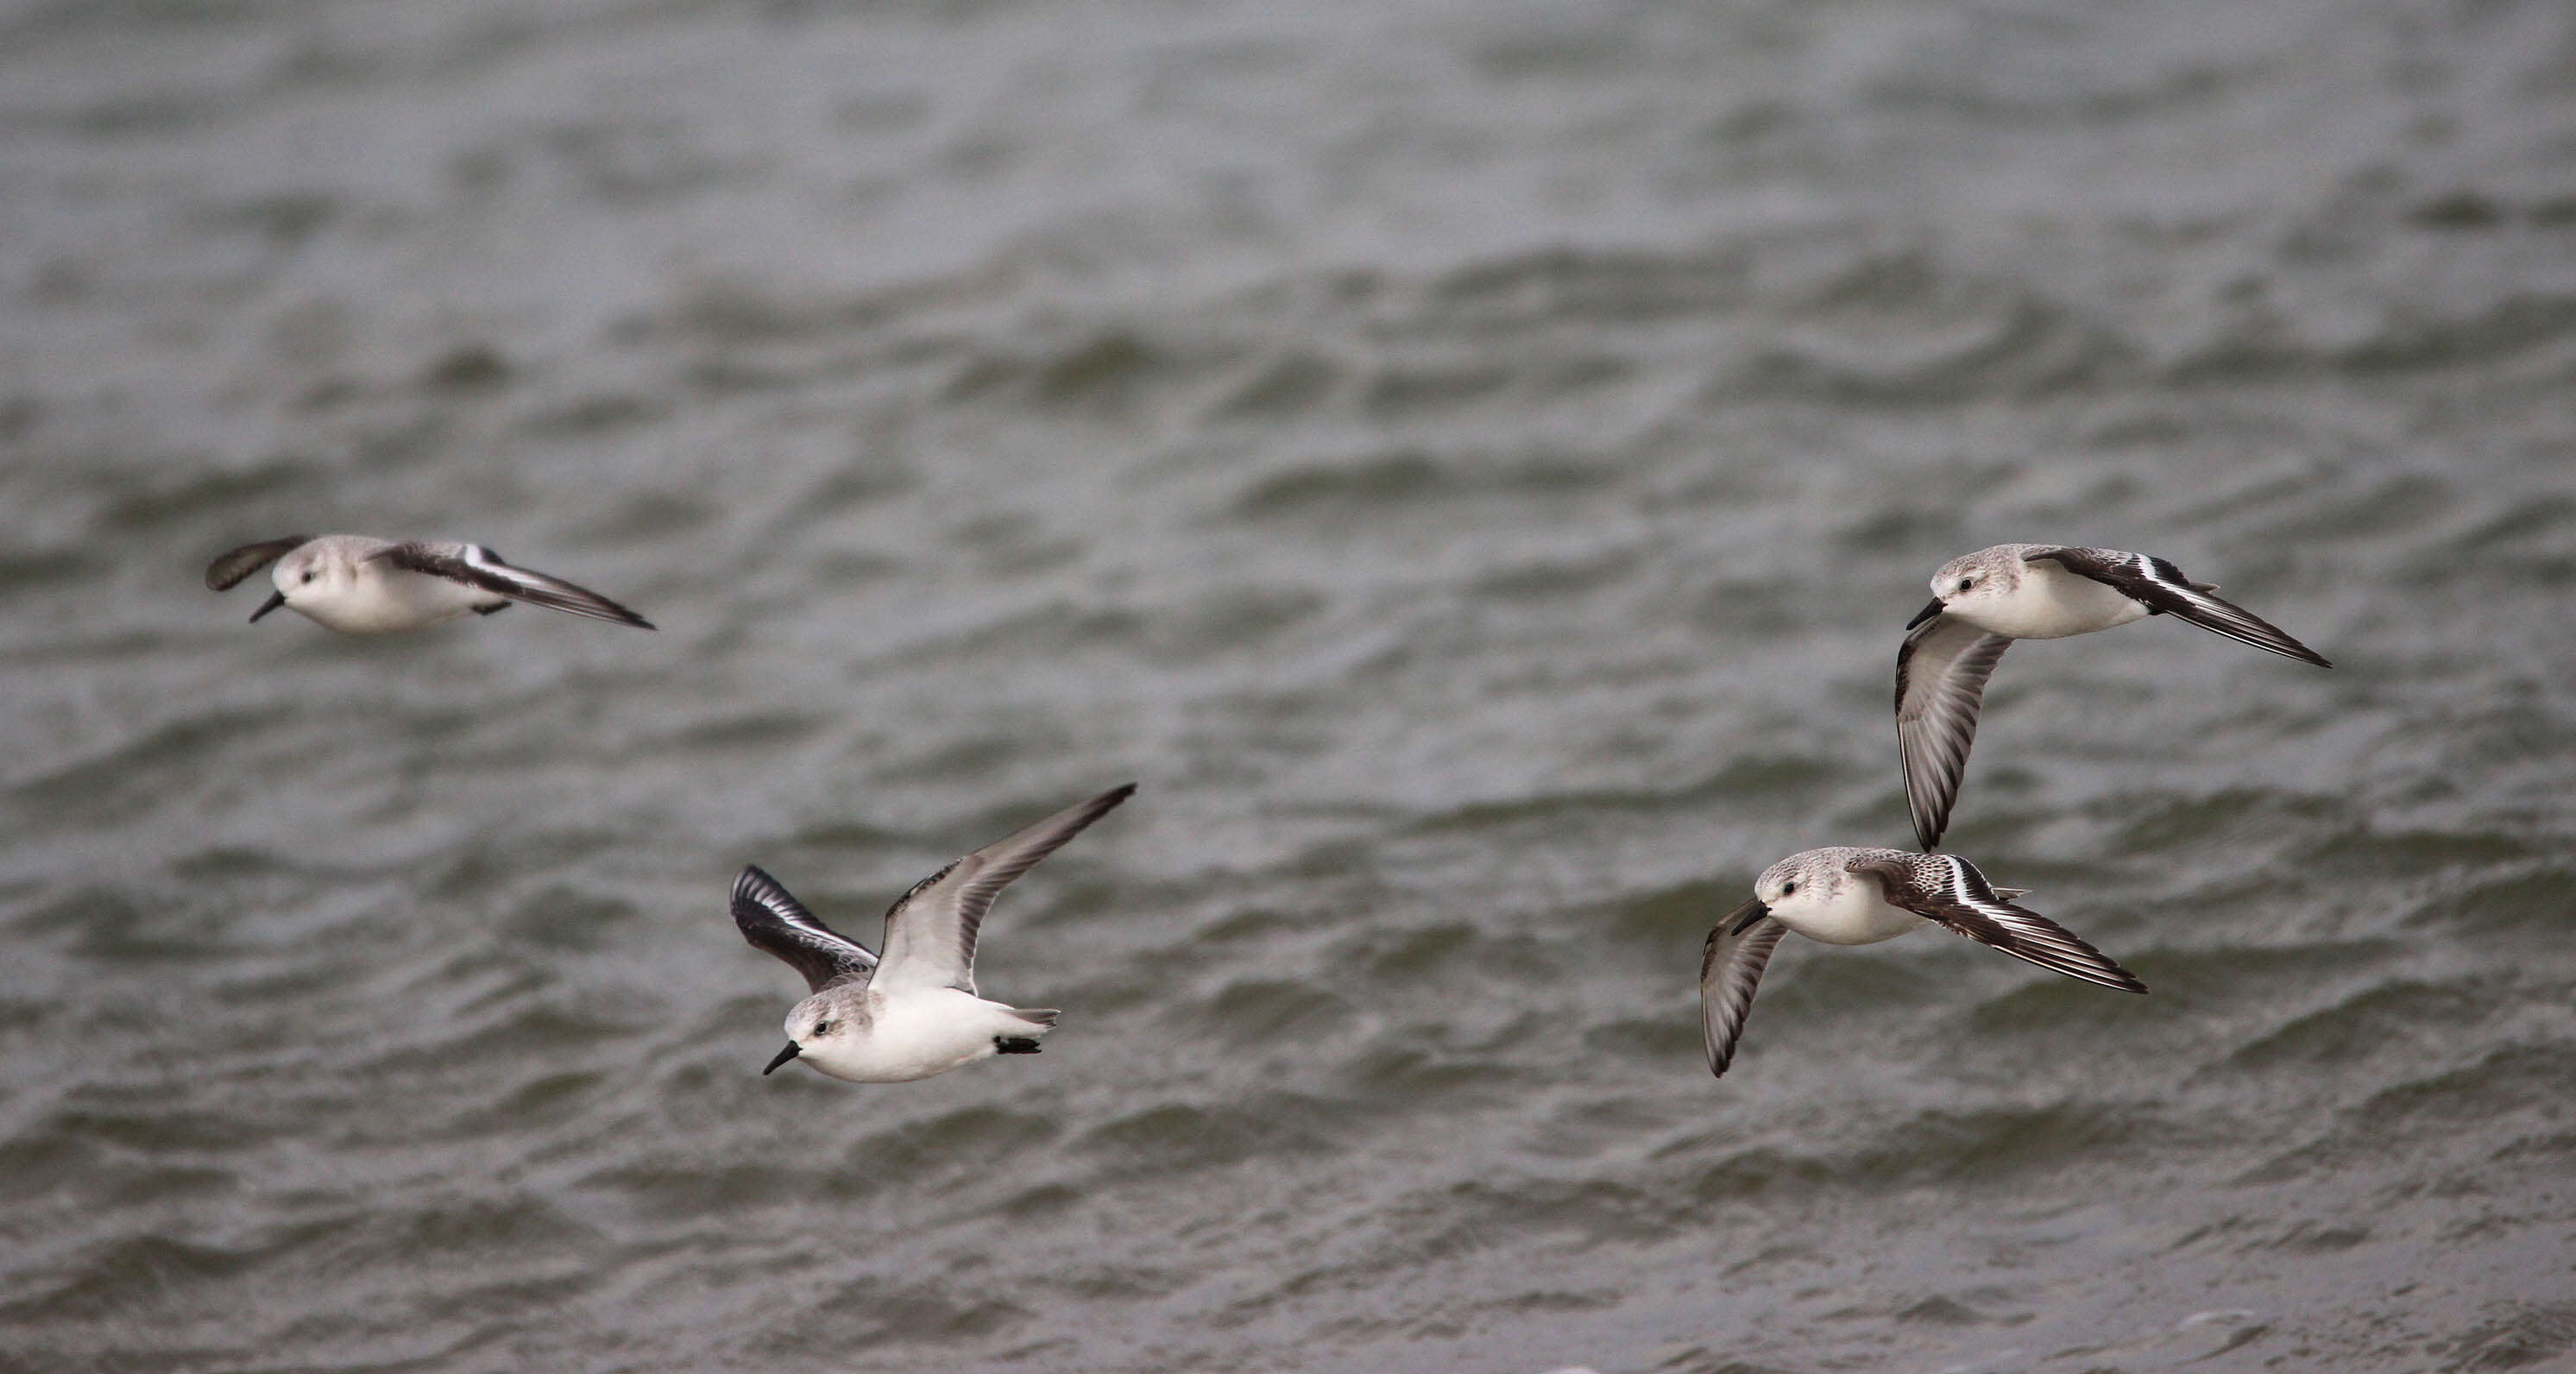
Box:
764, 991, 858, 1076
1752, 848, 1855, 921
1718, 848, 1853, 935
1910, 545, 2027, 627
265, 542, 354, 618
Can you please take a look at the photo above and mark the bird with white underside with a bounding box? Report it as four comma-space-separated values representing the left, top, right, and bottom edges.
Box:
733, 784, 1135, 1084
1700, 846, 2145, 1079
205, 534, 653, 633
1896, 544, 2329, 852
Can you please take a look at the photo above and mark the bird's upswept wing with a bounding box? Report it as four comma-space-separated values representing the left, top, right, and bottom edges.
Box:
205, 536, 314, 591
732, 865, 879, 993
875, 785, 1136, 995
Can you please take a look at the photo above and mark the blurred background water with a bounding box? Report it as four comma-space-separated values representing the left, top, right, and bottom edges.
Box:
3, 0, 2574, 1371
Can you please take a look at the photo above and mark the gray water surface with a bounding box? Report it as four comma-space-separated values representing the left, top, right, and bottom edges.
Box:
3, 1, 2575, 1371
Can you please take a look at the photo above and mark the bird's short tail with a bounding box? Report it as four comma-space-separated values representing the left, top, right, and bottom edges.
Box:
996, 1009, 1057, 1056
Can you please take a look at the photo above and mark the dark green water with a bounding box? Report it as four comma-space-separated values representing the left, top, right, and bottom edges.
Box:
3, 1, 2573, 1371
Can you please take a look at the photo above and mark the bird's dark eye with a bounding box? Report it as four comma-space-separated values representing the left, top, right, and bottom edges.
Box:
1956, 577, 1973, 592
1781, 881, 1797, 896
813, 1020, 835, 1037
302, 570, 316, 583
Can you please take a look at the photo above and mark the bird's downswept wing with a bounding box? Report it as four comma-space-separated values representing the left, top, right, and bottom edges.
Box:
2025, 546, 2328, 667
374, 541, 655, 629
875, 784, 1137, 995
1896, 613, 2014, 852
1700, 911, 1788, 1079
732, 865, 879, 993
205, 536, 313, 591
1849, 853, 2146, 993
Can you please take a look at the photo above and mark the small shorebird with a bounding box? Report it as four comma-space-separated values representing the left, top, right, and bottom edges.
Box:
1898, 544, 2328, 849
734, 785, 1135, 1084
1701, 846, 2144, 1079
205, 534, 653, 632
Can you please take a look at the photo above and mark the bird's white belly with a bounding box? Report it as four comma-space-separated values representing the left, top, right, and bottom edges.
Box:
1776, 885, 1922, 946
804, 989, 1023, 1084
297, 570, 482, 633
1969, 563, 2149, 640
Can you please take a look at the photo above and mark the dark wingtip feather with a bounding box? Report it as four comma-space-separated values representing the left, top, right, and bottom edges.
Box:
530, 588, 654, 630
732, 864, 779, 905
594, 601, 656, 631
205, 536, 312, 591
730, 864, 809, 932
2207, 621, 2333, 669
1992, 898, 2150, 994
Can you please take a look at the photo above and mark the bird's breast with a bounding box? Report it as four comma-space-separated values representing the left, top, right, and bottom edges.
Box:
1774, 886, 1921, 946
1966, 564, 2149, 640
297, 570, 482, 633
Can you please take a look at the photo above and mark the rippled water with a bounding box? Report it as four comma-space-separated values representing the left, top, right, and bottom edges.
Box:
5, 1, 2575, 1371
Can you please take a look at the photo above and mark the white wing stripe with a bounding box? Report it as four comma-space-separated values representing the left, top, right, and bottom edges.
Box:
2035, 546, 2328, 666
1856, 852, 2146, 993
379, 541, 656, 629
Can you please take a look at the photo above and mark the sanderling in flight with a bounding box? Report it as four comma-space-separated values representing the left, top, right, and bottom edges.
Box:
733, 784, 1135, 1084
205, 534, 653, 633
1700, 846, 2144, 1079
1898, 544, 2329, 850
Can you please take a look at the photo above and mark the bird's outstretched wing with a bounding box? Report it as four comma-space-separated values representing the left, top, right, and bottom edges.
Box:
876, 785, 1136, 995
205, 537, 313, 591
1896, 614, 2014, 852
1849, 852, 2146, 993
375, 541, 655, 629
2025, 547, 2328, 666
732, 865, 879, 993
1699, 907, 1788, 1079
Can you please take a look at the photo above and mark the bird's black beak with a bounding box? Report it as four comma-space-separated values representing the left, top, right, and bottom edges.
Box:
1905, 597, 1945, 630
249, 591, 288, 623
761, 1042, 801, 1076
1723, 897, 1772, 935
